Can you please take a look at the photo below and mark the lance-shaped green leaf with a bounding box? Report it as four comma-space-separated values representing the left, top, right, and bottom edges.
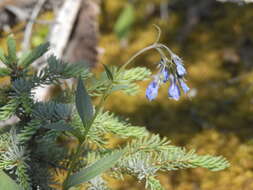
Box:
103, 64, 113, 81
7, 35, 17, 63
42, 120, 73, 131
64, 151, 123, 189
0, 170, 23, 190
18, 42, 50, 68
114, 4, 135, 39
75, 77, 93, 127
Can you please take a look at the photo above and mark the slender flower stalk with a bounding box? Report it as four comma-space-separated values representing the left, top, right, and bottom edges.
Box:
119, 25, 190, 102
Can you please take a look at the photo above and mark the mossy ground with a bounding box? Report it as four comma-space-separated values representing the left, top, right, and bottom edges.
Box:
99, 1, 253, 189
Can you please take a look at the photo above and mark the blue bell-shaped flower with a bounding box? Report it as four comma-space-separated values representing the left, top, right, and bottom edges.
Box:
172, 54, 187, 77
162, 67, 169, 83
168, 76, 180, 101
179, 79, 190, 93
146, 80, 159, 101
176, 64, 187, 77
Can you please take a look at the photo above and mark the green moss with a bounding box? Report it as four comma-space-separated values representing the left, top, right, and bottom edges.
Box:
100, 0, 253, 189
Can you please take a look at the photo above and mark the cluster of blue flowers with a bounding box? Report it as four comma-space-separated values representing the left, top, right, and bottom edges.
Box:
146, 54, 190, 101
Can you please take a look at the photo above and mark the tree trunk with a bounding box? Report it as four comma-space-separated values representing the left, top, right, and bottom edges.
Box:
64, 0, 99, 67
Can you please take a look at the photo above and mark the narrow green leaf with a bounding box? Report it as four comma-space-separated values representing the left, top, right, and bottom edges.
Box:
7, 35, 17, 63
0, 170, 22, 190
75, 77, 93, 127
0, 48, 9, 65
103, 64, 113, 81
19, 42, 50, 68
42, 120, 73, 131
64, 151, 123, 189
114, 4, 135, 39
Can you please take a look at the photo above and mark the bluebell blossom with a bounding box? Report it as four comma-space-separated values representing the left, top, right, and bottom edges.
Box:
145, 64, 169, 101
171, 54, 183, 66
146, 80, 159, 101
179, 79, 190, 93
168, 75, 181, 101
171, 54, 187, 77
162, 67, 169, 83
176, 64, 187, 77
145, 52, 190, 101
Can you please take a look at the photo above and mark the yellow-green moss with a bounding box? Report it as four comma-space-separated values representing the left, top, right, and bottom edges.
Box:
100, 0, 253, 189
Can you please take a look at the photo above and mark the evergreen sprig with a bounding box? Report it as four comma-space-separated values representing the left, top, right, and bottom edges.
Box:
0, 36, 229, 190
88, 66, 151, 96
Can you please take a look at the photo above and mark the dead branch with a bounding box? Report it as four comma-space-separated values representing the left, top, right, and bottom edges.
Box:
21, 0, 47, 52
47, 0, 82, 58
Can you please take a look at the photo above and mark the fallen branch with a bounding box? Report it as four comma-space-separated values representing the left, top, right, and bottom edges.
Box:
21, 0, 47, 52
47, 0, 82, 58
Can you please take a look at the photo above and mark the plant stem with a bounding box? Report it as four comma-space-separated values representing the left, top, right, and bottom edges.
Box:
156, 43, 174, 55
119, 43, 157, 71
63, 83, 113, 190
119, 42, 173, 71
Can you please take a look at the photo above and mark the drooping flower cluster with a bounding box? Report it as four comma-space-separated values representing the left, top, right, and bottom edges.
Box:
146, 54, 190, 101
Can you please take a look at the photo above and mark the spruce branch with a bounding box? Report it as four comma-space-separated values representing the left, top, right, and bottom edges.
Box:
18, 120, 41, 144
0, 35, 230, 190
0, 99, 19, 121
89, 66, 151, 96
87, 175, 109, 190
146, 176, 165, 190
0, 129, 31, 189
71, 110, 149, 143
112, 135, 229, 189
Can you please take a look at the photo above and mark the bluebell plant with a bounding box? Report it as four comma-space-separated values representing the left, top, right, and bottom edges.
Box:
146, 51, 190, 101
120, 26, 190, 102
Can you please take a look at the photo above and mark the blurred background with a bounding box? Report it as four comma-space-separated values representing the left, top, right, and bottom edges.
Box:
1, 0, 253, 189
